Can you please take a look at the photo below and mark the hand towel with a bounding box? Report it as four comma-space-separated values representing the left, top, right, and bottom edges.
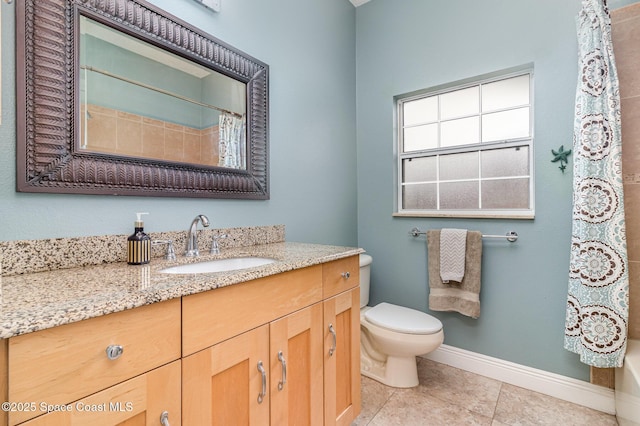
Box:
439, 228, 467, 283
427, 229, 483, 319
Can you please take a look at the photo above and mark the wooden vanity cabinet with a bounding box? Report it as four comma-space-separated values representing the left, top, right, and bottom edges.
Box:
182, 266, 326, 425
3, 255, 360, 426
322, 255, 361, 425
324, 288, 361, 426
182, 256, 361, 426
182, 303, 324, 425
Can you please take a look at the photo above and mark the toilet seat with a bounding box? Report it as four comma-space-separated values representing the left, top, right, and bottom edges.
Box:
364, 302, 442, 335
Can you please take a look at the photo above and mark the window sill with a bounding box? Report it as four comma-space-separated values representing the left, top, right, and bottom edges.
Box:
393, 211, 535, 220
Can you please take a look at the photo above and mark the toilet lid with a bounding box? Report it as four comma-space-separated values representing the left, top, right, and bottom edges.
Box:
364, 302, 442, 335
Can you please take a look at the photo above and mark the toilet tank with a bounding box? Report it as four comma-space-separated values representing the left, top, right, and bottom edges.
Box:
359, 254, 372, 308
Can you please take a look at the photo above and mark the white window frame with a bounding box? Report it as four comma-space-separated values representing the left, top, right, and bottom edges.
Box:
393, 67, 535, 219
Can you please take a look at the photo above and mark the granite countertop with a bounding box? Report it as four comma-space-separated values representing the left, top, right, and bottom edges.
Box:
0, 242, 363, 339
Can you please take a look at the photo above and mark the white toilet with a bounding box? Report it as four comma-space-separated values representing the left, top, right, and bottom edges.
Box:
359, 253, 444, 388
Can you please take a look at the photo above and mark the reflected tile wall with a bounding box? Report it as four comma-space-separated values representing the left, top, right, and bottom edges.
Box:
82, 104, 220, 166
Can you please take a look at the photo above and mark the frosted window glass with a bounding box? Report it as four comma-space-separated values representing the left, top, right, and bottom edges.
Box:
396, 71, 533, 215
482, 107, 529, 142
403, 124, 438, 152
403, 96, 438, 126
439, 152, 478, 181
440, 87, 479, 120
403, 157, 437, 183
482, 178, 529, 209
482, 74, 530, 112
403, 183, 437, 209
481, 146, 529, 178
440, 181, 479, 209
441, 116, 479, 147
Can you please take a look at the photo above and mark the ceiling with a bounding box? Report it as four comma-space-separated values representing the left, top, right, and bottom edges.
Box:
350, 0, 371, 6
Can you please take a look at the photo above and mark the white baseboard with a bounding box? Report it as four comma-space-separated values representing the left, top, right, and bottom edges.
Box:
422, 344, 616, 415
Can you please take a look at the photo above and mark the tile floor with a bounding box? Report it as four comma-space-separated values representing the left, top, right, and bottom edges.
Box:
353, 358, 618, 426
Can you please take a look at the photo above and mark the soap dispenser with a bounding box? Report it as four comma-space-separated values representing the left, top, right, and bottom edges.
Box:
127, 212, 151, 265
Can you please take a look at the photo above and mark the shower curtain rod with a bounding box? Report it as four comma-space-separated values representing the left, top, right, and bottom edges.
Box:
81, 65, 244, 118
409, 227, 518, 242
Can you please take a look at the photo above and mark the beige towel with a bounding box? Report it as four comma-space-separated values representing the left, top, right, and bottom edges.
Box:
440, 228, 467, 283
427, 230, 482, 319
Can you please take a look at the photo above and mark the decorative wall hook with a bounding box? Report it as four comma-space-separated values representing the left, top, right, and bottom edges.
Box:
551, 145, 572, 173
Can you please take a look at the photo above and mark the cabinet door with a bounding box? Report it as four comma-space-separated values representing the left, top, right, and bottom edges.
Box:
20, 361, 181, 426
323, 288, 361, 426
182, 325, 270, 425
270, 303, 324, 425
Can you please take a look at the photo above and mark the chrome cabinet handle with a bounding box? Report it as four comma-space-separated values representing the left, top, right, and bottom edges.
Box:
257, 361, 267, 403
106, 345, 124, 360
160, 411, 170, 426
341, 271, 351, 279
277, 351, 287, 391
328, 324, 337, 357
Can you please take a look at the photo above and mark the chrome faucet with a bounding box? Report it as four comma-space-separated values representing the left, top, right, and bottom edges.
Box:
185, 214, 210, 257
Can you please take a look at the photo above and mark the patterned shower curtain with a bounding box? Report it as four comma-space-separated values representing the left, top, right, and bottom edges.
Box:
564, 0, 629, 368
218, 113, 246, 169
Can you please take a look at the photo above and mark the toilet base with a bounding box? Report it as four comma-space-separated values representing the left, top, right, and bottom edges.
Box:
361, 354, 419, 388
359, 305, 444, 388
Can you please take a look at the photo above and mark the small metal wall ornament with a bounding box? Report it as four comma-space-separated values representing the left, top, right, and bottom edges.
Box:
551, 145, 572, 173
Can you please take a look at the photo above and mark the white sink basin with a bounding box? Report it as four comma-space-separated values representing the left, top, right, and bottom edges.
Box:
159, 257, 277, 274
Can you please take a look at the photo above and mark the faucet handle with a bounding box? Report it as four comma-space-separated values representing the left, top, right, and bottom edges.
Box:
210, 234, 227, 255
152, 240, 177, 261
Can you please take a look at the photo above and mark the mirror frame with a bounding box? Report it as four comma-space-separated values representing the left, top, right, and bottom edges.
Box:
16, 0, 269, 199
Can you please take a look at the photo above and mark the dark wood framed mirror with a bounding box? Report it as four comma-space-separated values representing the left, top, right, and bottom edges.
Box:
16, 0, 269, 199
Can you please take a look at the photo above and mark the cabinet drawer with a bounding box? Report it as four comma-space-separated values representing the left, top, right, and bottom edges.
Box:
8, 298, 181, 425
322, 256, 359, 298
182, 265, 322, 356
19, 360, 181, 426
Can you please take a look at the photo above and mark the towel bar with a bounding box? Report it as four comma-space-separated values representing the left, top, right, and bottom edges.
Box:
409, 228, 518, 243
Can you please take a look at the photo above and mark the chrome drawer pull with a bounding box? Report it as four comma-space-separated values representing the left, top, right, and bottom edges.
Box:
277, 351, 287, 391
160, 411, 170, 426
329, 324, 337, 357
105, 345, 124, 360
257, 361, 267, 403
341, 271, 350, 279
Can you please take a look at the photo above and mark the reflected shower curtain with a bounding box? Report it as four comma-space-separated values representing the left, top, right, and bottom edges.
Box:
564, 0, 629, 368
218, 113, 246, 169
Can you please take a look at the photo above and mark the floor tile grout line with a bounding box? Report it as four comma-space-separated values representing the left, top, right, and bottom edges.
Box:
415, 358, 504, 422
364, 387, 396, 425
490, 382, 504, 424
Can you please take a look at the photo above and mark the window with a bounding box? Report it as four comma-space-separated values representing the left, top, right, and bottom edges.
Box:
395, 69, 534, 218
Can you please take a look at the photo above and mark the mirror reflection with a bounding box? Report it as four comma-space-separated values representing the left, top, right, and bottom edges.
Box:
79, 16, 247, 169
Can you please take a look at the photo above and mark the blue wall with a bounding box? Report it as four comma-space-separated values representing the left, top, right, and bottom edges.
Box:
355, 0, 639, 381
0, 0, 357, 245
356, 0, 587, 380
